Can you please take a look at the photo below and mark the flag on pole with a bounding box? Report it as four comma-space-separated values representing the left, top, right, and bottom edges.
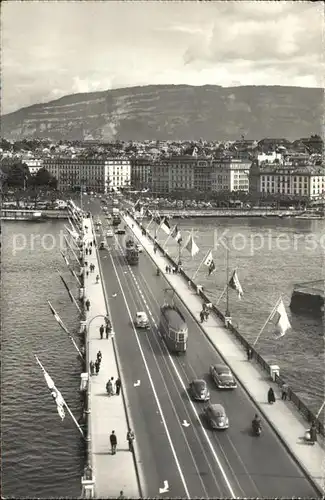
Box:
171, 225, 182, 243
160, 217, 171, 235
65, 226, 79, 241
228, 270, 243, 299
134, 199, 141, 212
59, 274, 74, 303
204, 250, 216, 275
269, 298, 291, 338
60, 251, 70, 267
48, 301, 70, 335
184, 232, 199, 257
35, 355, 66, 421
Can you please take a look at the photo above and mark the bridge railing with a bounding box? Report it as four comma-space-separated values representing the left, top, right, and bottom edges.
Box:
128, 211, 324, 437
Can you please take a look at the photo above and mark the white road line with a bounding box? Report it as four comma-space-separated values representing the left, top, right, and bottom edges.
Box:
124, 259, 237, 499
109, 252, 191, 500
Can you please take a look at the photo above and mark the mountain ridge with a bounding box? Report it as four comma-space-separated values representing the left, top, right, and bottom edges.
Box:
1, 84, 323, 141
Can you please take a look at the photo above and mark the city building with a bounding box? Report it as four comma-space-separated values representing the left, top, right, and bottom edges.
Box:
249, 161, 325, 199
211, 159, 251, 192
130, 157, 152, 190
24, 159, 44, 175
43, 157, 131, 192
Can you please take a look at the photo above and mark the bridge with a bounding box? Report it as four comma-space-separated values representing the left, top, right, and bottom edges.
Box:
81, 196, 324, 499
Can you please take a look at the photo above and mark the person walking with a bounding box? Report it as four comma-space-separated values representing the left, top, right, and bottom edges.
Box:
99, 324, 104, 339
281, 383, 289, 400
115, 377, 121, 395
89, 241, 92, 247
200, 310, 204, 323
89, 361, 95, 376
109, 376, 115, 395
86, 270, 89, 278
97, 351, 102, 365
309, 421, 317, 444
106, 379, 113, 396
246, 347, 252, 360
117, 491, 125, 499
93, 238, 96, 245
85, 299, 90, 312
110, 431, 117, 454
165, 265, 169, 273
105, 323, 111, 339
85, 248, 88, 255
126, 429, 135, 452
267, 387, 276, 404
95, 359, 100, 375
96, 274, 100, 284
89, 248, 92, 256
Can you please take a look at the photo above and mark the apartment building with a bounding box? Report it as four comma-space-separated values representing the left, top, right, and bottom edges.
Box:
211, 159, 251, 192
24, 159, 44, 175
250, 161, 325, 199
167, 156, 195, 192
130, 157, 152, 190
43, 157, 131, 192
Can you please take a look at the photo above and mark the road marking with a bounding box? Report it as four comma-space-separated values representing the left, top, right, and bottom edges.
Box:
182, 420, 190, 427
109, 252, 191, 500
134, 380, 141, 387
159, 480, 169, 494
118, 239, 236, 500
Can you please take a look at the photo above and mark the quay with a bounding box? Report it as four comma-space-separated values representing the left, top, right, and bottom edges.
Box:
121, 210, 324, 496
1, 208, 69, 220
153, 208, 308, 218
80, 216, 141, 499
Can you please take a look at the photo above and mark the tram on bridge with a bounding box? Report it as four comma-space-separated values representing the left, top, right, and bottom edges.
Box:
159, 289, 188, 354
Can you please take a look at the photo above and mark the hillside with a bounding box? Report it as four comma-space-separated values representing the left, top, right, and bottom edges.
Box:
1, 84, 323, 141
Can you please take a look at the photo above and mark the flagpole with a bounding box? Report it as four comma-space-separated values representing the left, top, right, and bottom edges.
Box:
35, 355, 85, 438
315, 399, 325, 419
58, 272, 81, 313
216, 284, 227, 305
146, 216, 154, 231
253, 296, 281, 347
192, 248, 211, 281
63, 235, 80, 263
225, 241, 230, 317
47, 301, 84, 359
163, 225, 176, 249
182, 228, 193, 252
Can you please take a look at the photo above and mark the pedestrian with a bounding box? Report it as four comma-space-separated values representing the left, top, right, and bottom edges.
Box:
89, 361, 95, 376
85, 248, 88, 255
110, 431, 117, 454
90, 241, 92, 247
110, 376, 115, 395
154, 247, 157, 254
115, 377, 121, 395
86, 270, 89, 278
165, 265, 169, 273
84, 261, 88, 267
85, 299, 90, 311
267, 387, 276, 404
188, 280, 191, 289
281, 383, 289, 400
96, 274, 100, 284
126, 429, 135, 451
118, 491, 125, 499
99, 324, 104, 339
97, 350, 102, 364
247, 347, 252, 360
105, 323, 111, 338
95, 359, 100, 375
200, 310, 204, 323
106, 379, 113, 396
89, 248, 92, 255
309, 421, 317, 444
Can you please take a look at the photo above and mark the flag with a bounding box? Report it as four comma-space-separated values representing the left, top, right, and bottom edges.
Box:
134, 199, 141, 212
35, 356, 66, 421
269, 299, 291, 338
229, 270, 243, 299
48, 301, 70, 335
204, 250, 216, 275
184, 233, 199, 257
145, 208, 153, 218
59, 274, 74, 303
171, 225, 182, 243
160, 217, 171, 235
65, 226, 79, 241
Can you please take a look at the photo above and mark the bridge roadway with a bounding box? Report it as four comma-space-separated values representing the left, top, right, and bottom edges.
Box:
88, 199, 320, 499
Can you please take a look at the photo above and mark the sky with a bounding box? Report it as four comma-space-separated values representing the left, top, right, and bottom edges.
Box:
1, 0, 324, 114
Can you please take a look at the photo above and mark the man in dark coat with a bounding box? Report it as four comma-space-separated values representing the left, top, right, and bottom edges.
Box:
115, 377, 121, 395
110, 430, 117, 454
85, 299, 90, 312
99, 325, 104, 339
267, 387, 276, 404
95, 360, 100, 375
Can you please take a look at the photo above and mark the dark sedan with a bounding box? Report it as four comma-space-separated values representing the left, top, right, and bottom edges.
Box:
115, 228, 126, 235
204, 403, 229, 430
210, 363, 237, 389
189, 379, 210, 401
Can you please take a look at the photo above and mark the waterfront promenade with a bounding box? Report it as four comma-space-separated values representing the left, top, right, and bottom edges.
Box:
82, 218, 140, 499
123, 213, 325, 495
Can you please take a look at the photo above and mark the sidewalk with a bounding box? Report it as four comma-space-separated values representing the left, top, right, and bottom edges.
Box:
82, 218, 140, 499
123, 213, 325, 495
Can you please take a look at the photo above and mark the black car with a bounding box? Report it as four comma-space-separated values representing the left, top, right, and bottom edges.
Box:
115, 228, 126, 235
189, 379, 210, 401
210, 364, 237, 389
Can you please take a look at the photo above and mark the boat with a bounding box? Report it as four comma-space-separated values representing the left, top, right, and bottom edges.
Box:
290, 280, 324, 316
26, 211, 48, 222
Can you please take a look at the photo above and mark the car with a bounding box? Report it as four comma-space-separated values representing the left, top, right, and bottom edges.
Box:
99, 241, 106, 250
136, 244, 143, 253
204, 404, 229, 430
106, 230, 113, 237
115, 228, 126, 235
189, 379, 210, 401
134, 312, 149, 329
210, 364, 237, 389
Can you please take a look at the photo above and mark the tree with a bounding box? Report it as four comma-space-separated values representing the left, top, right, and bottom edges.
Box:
3, 162, 31, 188
32, 167, 57, 189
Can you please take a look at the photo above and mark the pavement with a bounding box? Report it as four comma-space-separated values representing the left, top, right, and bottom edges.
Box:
122, 212, 325, 497
82, 217, 140, 499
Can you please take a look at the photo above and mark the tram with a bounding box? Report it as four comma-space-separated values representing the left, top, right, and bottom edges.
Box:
159, 289, 188, 354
